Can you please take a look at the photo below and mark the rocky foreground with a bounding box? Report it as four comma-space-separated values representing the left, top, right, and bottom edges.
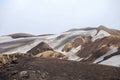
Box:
0, 56, 120, 80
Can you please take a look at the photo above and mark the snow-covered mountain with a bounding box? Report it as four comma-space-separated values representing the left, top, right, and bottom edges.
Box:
0, 26, 120, 67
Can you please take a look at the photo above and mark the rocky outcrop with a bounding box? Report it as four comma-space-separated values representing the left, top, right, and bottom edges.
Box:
0, 53, 27, 65
35, 51, 67, 59
27, 42, 53, 55
62, 42, 73, 52
62, 36, 92, 52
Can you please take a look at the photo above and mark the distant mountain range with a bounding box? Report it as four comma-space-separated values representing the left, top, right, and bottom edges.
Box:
0, 26, 120, 80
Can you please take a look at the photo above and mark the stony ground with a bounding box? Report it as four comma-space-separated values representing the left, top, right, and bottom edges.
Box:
0, 56, 120, 80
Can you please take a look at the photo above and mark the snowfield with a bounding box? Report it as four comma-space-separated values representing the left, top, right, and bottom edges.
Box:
99, 55, 120, 67
92, 30, 110, 42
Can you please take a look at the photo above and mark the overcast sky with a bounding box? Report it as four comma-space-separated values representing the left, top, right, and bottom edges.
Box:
0, 0, 120, 35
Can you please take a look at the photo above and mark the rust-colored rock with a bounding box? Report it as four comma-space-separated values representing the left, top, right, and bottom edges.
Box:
62, 42, 73, 52
62, 36, 92, 52
35, 50, 66, 59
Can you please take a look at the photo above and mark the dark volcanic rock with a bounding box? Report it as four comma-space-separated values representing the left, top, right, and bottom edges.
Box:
27, 42, 53, 55
0, 56, 120, 80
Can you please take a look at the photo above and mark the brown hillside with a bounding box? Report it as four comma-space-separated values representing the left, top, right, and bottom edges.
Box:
0, 57, 120, 80
77, 35, 120, 62
62, 36, 92, 52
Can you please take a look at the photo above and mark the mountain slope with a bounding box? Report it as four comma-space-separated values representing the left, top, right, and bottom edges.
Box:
0, 56, 120, 80
0, 26, 120, 67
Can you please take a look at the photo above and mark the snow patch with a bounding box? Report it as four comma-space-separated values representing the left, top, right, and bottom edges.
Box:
92, 30, 110, 42
47, 30, 97, 50
94, 46, 118, 63
0, 36, 13, 43
61, 46, 82, 61
99, 55, 120, 67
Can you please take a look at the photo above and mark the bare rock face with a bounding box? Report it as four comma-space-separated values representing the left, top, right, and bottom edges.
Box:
62, 42, 73, 52
0, 54, 17, 65
35, 50, 67, 59
62, 36, 92, 52
0, 53, 27, 65
77, 35, 120, 63
27, 42, 53, 55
